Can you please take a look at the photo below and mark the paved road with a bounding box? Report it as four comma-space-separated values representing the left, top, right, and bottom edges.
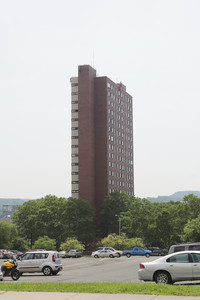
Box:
2, 256, 200, 285
0, 256, 155, 283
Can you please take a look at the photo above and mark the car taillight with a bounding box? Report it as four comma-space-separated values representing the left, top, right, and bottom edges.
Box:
52, 255, 55, 262
139, 263, 145, 269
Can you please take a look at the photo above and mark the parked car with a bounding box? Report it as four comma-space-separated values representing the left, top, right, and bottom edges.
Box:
67, 249, 82, 258
168, 243, 200, 254
10, 250, 24, 259
58, 251, 67, 258
91, 249, 119, 258
148, 247, 167, 256
17, 251, 62, 276
0, 249, 9, 259
98, 247, 123, 257
138, 250, 200, 284
123, 247, 152, 258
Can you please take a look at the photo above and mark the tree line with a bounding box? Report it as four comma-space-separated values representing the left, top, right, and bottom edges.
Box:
0, 192, 200, 251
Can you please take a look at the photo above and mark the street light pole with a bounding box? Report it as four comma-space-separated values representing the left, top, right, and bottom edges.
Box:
115, 214, 121, 236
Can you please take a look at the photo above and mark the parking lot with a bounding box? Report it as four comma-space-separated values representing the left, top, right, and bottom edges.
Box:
0, 255, 156, 283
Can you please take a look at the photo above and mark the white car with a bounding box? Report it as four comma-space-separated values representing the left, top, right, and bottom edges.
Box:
18, 251, 62, 276
67, 249, 82, 258
59, 251, 67, 258
98, 247, 123, 257
138, 250, 200, 284
91, 249, 119, 258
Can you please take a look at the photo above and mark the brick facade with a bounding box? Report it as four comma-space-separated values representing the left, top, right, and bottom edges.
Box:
71, 65, 134, 214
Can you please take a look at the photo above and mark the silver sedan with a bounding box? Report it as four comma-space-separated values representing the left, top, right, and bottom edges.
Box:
91, 250, 119, 258
138, 250, 200, 284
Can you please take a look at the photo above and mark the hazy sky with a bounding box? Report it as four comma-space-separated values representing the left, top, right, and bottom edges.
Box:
1, 0, 200, 199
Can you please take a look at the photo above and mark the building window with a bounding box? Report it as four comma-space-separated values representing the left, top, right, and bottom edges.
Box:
72, 100, 78, 104
72, 136, 78, 139
72, 190, 79, 193
71, 83, 78, 87
72, 109, 78, 113
72, 172, 78, 175
72, 181, 79, 184
72, 145, 78, 148
71, 154, 78, 157
72, 163, 78, 166
71, 92, 78, 95
72, 118, 78, 121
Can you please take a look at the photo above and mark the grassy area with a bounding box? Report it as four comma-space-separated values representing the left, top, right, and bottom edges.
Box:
0, 282, 200, 296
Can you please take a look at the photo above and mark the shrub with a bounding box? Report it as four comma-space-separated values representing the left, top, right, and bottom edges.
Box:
33, 236, 56, 251
100, 233, 144, 250
60, 238, 85, 252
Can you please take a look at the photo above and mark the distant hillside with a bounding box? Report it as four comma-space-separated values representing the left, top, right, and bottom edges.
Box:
0, 198, 29, 207
0, 198, 29, 218
147, 191, 200, 202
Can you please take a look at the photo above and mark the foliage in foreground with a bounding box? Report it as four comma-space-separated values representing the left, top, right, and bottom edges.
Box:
1, 282, 200, 296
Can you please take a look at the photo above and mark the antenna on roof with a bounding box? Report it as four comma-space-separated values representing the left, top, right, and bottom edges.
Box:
92, 50, 95, 68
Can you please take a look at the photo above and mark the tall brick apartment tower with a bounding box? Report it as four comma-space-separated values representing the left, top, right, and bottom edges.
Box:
70, 65, 134, 215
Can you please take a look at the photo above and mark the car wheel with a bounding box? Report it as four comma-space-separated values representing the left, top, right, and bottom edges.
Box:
42, 266, 52, 276
94, 254, 99, 258
117, 253, 121, 258
109, 254, 114, 258
126, 253, 131, 258
145, 253, 150, 258
154, 271, 172, 284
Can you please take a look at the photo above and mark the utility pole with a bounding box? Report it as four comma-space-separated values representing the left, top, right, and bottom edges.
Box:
115, 214, 121, 236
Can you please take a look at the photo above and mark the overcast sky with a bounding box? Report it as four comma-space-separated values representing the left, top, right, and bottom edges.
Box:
0, 0, 200, 199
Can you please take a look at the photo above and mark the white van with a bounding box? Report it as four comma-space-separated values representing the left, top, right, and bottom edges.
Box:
168, 243, 200, 254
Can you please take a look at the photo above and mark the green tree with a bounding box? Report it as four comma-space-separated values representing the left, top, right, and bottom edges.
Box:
168, 201, 190, 245
183, 194, 200, 219
182, 216, 200, 242
66, 197, 95, 245
12, 237, 28, 252
60, 238, 85, 252
37, 195, 69, 249
99, 191, 131, 236
143, 201, 190, 249
12, 200, 41, 245
121, 197, 152, 239
146, 207, 172, 248
33, 236, 56, 251
13, 195, 68, 249
0, 222, 18, 249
